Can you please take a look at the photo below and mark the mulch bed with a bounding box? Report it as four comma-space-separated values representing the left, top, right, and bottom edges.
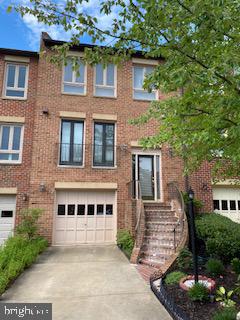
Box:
164, 266, 240, 320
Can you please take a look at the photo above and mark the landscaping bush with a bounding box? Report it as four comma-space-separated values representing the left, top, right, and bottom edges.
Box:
196, 213, 240, 262
206, 258, 225, 277
0, 236, 48, 294
116, 229, 134, 258
165, 271, 186, 285
231, 258, 240, 275
16, 208, 43, 240
212, 307, 237, 320
188, 282, 209, 302
177, 247, 193, 270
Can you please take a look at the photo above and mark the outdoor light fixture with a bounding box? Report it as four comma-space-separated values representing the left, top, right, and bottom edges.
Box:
39, 182, 46, 192
42, 108, 49, 115
22, 193, 28, 201
188, 187, 199, 283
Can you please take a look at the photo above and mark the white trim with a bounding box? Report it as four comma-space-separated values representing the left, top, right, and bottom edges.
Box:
61, 57, 87, 96
93, 64, 117, 98
2, 63, 29, 100
0, 116, 25, 124
67, 51, 84, 58
0, 188, 17, 194
132, 64, 158, 101
132, 57, 159, 66
54, 182, 118, 190
92, 113, 117, 121
0, 124, 24, 164
4, 55, 30, 63
59, 111, 86, 119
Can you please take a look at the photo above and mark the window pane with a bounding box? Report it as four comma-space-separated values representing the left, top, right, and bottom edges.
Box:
58, 205, 65, 215
75, 62, 85, 83
6, 90, 24, 97
133, 90, 156, 101
238, 201, 240, 210
105, 146, 114, 163
1, 211, 13, 218
106, 125, 114, 145
96, 64, 103, 85
156, 155, 161, 200
97, 204, 104, 215
95, 87, 114, 97
87, 205, 94, 215
64, 59, 73, 82
213, 200, 220, 210
18, 66, 27, 88
94, 124, 103, 145
106, 64, 114, 86
12, 154, 19, 160
12, 127, 21, 150
7, 65, 16, 87
73, 122, 83, 144
77, 205, 85, 216
1, 126, 10, 150
230, 200, 236, 210
63, 84, 85, 94
134, 66, 143, 88
221, 200, 228, 210
145, 66, 154, 75
68, 204, 75, 215
61, 121, 71, 162
106, 205, 113, 215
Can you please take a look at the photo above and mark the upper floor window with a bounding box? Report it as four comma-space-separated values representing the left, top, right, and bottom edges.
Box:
93, 122, 115, 167
3, 63, 28, 99
0, 124, 24, 163
133, 65, 157, 101
94, 64, 116, 98
63, 58, 86, 95
60, 120, 84, 166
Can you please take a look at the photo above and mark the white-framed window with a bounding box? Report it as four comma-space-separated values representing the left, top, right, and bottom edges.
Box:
133, 65, 157, 101
94, 63, 116, 98
63, 57, 86, 95
0, 124, 24, 163
3, 63, 29, 99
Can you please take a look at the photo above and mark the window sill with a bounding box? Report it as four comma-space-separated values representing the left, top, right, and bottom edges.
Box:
0, 161, 22, 165
58, 165, 85, 169
61, 92, 87, 97
92, 166, 117, 170
93, 95, 117, 100
2, 96, 27, 101
132, 98, 156, 102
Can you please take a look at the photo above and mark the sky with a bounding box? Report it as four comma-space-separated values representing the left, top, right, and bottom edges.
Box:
0, 0, 118, 52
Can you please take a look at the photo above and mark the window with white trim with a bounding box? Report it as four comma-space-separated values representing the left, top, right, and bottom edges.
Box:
133, 65, 156, 100
94, 63, 116, 97
63, 58, 86, 95
0, 124, 23, 163
3, 63, 28, 99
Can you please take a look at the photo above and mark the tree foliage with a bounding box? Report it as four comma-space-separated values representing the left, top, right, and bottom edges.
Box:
11, 0, 240, 178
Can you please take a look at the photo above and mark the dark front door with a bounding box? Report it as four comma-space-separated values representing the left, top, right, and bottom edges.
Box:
138, 155, 154, 200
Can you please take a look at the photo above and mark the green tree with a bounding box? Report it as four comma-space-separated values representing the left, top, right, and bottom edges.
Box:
11, 1, 240, 178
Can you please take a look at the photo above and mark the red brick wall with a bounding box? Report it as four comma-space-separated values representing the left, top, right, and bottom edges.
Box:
0, 54, 38, 221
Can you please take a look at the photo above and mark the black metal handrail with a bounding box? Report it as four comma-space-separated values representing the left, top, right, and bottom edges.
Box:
168, 182, 186, 252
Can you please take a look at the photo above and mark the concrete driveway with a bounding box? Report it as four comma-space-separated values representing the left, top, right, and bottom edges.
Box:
2, 245, 172, 320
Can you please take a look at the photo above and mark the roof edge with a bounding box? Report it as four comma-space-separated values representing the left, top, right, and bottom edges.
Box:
0, 48, 39, 58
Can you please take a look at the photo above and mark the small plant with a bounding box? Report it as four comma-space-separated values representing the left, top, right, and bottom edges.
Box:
212, 307, 237, 320
16, 208, 43, 240
116, 229, 134, 258
165, 271, 186, 285
177, 247, 193, 270
215, 286, 236, 308
205, 258, 225, 277
231, 258, 240, 275
188, 282, 209, 302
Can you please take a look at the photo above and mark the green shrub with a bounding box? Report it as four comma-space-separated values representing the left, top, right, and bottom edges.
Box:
16, 208, 43, 240
188, 282, 209, 302
205, 258, 225, 277
0, 235, 48, 295
177, 247, 193, 270
215, 286, 236, 308
196, 213, 240, 262
212, 308, 237, 320
231, 258, 240, 275
165, 271, 186, 285
117, 229, 134, 258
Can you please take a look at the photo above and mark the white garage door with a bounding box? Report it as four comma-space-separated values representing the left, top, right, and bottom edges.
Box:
0, 195, 16, 245
213, 187, 240, 223
54, 191, 116, 245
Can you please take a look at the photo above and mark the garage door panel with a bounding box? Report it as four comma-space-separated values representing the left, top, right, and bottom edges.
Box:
0, 195, 16, 245
55, 191, 116, 245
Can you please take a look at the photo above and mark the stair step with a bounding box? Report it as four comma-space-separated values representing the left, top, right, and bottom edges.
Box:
146, 221, 178, 226
145, 217, 178, 223
139, 258, 164, 268
144, 205, 171, 210
141, 247, 175, 256
140, 254, 171, 264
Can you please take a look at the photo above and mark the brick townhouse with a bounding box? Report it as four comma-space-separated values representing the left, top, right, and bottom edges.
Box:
0, 33, 239, 264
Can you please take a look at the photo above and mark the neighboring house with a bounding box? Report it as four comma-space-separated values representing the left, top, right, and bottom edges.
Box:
0, 33, 239, 261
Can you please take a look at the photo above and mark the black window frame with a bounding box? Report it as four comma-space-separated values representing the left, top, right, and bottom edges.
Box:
93, 122, 115, 167
60, 119, 84, 166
